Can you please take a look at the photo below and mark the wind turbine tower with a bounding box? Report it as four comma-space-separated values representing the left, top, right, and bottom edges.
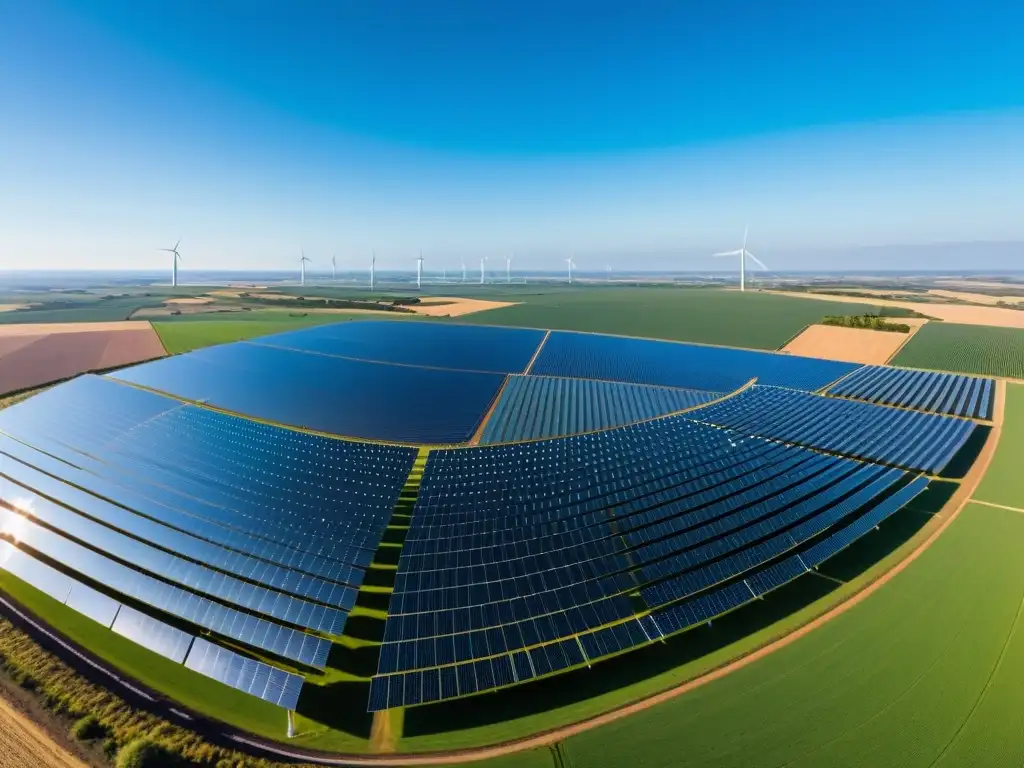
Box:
713, 226, 766, 292
566, 253, 576, 285
370, 250, 376, 292
461, 257, 467, 283
332, 254, 337, 281
480, 256, 487, 285
417, 250, 424, 290
506, 254, 513, 284
160, 239, 182, 287
299, 251, 311, 287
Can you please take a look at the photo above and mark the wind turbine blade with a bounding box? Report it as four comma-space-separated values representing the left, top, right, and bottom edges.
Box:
174, 239, 181, 251
712, 250, 743, 257
742, 225, 748, 252
746, 252, 768, 270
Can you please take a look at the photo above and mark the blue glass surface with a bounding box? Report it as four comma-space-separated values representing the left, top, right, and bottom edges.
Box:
185, 637, 303, 710
829, 365, 994, 419
110, 345, 505, 443
480, 375, 717, 443
532, 331, 858, 392
255, 320, 546, 374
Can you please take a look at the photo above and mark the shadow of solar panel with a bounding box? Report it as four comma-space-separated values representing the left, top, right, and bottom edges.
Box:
112, 605, 193, 664
185, 637, 303, 710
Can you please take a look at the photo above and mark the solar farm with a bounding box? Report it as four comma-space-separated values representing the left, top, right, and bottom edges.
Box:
0, 317, 1006, 762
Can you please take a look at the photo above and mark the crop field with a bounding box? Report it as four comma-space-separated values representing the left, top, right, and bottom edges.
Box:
454, 288, 886, 349
0, 295, 168, 324
152, 314, 367, 354
972, 384, 1024, 508
892, 322, 1024, 378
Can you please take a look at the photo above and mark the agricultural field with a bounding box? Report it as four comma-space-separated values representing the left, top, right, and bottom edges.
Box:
454, 288, 888, 349
972, 384, 1024, 508
892, 322, 1024, 378
0, 295, 168, 324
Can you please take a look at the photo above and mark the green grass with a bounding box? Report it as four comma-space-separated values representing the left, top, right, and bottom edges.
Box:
152, 314, 367, 354
973, 383, 1024, 508
453, 287, 888, 349
892, 322, 1024, 378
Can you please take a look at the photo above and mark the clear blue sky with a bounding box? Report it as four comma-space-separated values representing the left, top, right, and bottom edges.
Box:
1, 0, 1023, 272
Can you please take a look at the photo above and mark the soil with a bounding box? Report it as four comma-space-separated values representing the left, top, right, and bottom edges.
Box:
782, 322, 927, 365
0, 304, 33, 313
0, 323, 166, 397
406, 297, 518, 317
162, 297, 214, 305
0, 683, 97, 768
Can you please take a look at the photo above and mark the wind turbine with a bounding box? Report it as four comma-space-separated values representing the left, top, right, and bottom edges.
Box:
159, 239, 182, 287
565, 253, 576, 285
461, 257, 467, 283
416, 250, 424, 290
506, 253, 513, 284
479, 256, 487, 285
713, 226, 766, 292
331, 254, 337, 281
299, 250, 311, 287
370, 250, 376, 292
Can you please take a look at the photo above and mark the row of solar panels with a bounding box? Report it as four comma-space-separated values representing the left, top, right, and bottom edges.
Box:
828, 365, 994, 419
381, 456, 905, 659
0, 541, 303, 710
368, 477, 929, 710
0, 377, 420, 710
685, 385, 974, 475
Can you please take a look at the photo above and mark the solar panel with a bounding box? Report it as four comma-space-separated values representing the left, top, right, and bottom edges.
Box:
111, 605, 193, 664
185, 637, 304, 710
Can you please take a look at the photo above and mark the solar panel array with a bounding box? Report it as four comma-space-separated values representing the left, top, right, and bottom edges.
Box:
480, 375, 718, 444
531, 331, 858, 392
0, 541, 305, 710
828, 366, 995, 419
0, 374, 416, 708
0, 320, 994, 717
685, 385, 974, 474
369, 410, 931, 710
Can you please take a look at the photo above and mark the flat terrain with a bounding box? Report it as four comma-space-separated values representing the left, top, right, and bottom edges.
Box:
782, 323, 922, 364
773, 289, 1024, 328
152, 314, 366, 354
408, 297, 518, 317
0, 695, 87, 768
0, 321, 166, 396
455, 288, 881, 349
892, 322, 1024, 378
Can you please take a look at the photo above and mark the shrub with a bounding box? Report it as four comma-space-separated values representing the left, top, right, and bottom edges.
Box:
116, 738, 180, 768
71, 713, 110, 741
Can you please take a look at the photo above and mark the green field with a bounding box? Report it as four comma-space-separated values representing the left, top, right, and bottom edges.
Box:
892, 322, 1024, 378
973, 384, 1024, 508
0, 294, 168, 324
454, 287, 885, 349
152, 313, 370, 354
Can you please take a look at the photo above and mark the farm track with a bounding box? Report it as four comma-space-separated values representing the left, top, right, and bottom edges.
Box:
0, 695, 87, 768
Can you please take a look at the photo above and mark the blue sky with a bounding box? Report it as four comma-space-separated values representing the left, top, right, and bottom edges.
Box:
1, 0, 1023, 272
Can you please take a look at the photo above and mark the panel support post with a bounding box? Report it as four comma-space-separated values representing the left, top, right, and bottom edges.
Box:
287, 710, 296, 738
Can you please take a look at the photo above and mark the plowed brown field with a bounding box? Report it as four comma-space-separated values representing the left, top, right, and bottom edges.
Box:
0, 322, 166, 396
